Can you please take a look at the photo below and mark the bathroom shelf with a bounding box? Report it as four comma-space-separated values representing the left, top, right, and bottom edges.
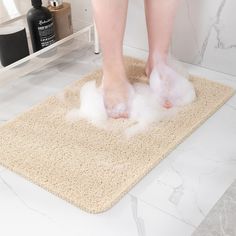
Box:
0, 24, 95, 86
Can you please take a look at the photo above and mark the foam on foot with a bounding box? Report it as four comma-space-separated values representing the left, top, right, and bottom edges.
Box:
66, 81, 107, 127
66, 72, 196, 137
101, 76, 133, 119
124, 83, 175, 137
149, 64, 196, 108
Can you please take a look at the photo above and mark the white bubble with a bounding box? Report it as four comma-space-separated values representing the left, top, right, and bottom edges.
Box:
66, 80, 107, 127
66, 69, 196, 137
149, 65, 196, 107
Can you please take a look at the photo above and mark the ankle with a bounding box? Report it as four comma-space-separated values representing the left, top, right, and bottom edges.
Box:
103, 55, 124, 69
103, 62, 127, 83
146, 52, 169, 77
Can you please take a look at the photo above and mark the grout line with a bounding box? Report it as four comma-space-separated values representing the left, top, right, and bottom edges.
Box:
123, 45, 236, 78
130, 195, 146, 236
128, 194, 197, 229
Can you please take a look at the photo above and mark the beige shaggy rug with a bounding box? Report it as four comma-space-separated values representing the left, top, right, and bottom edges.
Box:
0, 57, 234, 213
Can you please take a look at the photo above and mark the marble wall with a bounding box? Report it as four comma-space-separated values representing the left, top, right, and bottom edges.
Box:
1, 0, 235, 75
67, 0, 236, 76
124, 0, 236, 76
172, 0, 236, 76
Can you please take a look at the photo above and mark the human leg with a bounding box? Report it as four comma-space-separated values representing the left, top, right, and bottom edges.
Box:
144, 0, 184, 109
91, 0, 132, 118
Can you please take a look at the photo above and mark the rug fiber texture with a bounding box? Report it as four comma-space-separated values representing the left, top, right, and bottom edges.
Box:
0, 57, 234, 213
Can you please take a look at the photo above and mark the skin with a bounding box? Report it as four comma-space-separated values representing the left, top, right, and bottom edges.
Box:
91, 0, 181, 118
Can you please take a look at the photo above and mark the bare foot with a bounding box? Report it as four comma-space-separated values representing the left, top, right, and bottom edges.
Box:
146, 61, 196, 109
102, 68, 133, 119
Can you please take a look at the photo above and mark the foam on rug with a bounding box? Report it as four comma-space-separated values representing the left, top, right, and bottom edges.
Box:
0, 57, 234, 213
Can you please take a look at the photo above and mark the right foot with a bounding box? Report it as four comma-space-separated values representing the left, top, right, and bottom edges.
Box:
149, 63, 196, 108
102, 68, 133, 119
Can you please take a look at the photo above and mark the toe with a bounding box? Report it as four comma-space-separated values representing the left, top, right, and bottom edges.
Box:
163, 100, 172, 109
108, 111, 129, 119
106, 106, 129, 119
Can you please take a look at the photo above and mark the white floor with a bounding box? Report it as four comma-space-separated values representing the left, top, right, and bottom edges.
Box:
0, 46, 236, 236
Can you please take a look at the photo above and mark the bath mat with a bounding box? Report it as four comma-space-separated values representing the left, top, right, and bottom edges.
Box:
0, 57, 234, 213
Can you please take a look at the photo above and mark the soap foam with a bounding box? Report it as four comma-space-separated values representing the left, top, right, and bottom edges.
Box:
66, 71, 196, 137
149, 65, 196, 108
125, 83, 170, 137
66, 81, 107, 127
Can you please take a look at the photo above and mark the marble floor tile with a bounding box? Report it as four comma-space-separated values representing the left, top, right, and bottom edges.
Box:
130, 104, 236, 227
0, 166, 5, 173
124, 46, 236, 229
193, 180, 236, 236
0, 45, 235, 235
0, 169, 195, 236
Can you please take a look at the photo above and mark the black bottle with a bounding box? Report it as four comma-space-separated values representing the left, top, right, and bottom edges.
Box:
0, 26, 30, 66
27, 0, 56, 52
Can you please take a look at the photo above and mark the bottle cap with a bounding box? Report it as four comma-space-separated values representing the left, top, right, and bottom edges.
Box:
31, 0, 42, 7
49, 0, 63, 8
